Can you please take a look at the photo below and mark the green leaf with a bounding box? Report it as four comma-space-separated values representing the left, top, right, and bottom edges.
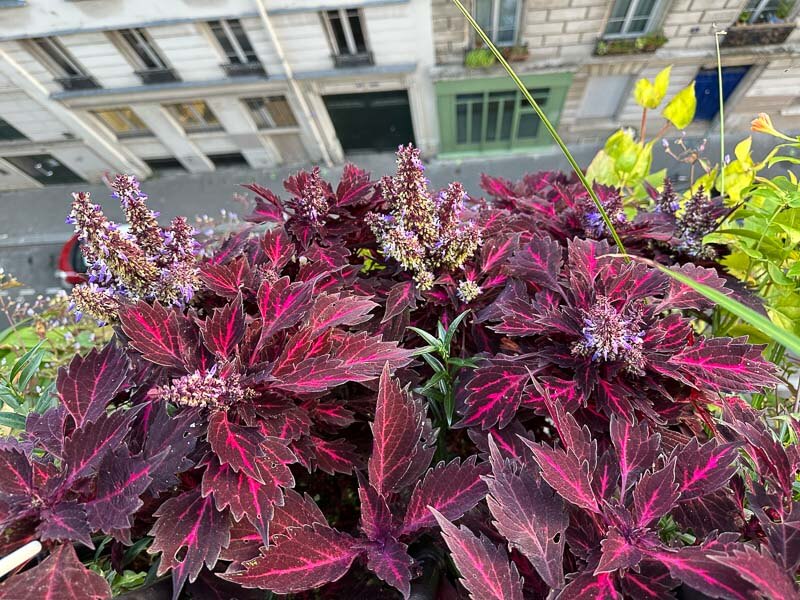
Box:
407, 326, 441, 349
9, 340, 44, 383
411, 345, 439, 357
420, 352, 445, 373
634, 65, 671, 109
17, 346, 45, 391
767, 262, 793, 286
0, 411, 26, 431
445, 310, 471, 350
653, 261, 800, 356
662, 82, 696, 130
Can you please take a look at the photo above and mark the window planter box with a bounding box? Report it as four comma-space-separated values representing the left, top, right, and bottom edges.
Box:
134, 68, 181, 85
54, 74, 100, 91
221, 62, 266, 78
594, 32, 667, 56
723, 22, 796, 46
500, 44, 529, 62
332, 52, 374, 68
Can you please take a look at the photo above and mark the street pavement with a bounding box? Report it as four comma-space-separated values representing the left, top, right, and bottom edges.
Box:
0, 135, 796, 298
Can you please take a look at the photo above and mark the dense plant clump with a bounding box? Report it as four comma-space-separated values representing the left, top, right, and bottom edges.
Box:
0, 139, 798, 600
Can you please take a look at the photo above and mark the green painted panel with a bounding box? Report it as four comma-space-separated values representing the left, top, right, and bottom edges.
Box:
435, 72, 573, 154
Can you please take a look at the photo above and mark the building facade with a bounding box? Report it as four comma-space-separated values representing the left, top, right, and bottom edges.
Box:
432, 0, 800, 155
0, 0, 796, 190
0, 0, 437, 190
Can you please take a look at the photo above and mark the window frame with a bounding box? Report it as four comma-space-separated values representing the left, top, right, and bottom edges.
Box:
207, 19, 260, 65
243, 96, 298, 130
164, 101, 223, 133
603, 0, 665, 39
474, 0, 522, 47
91, 107, 152, 139
743, 0, 794, 23
28, 37, 89, 79
321, 8, 369, 57
114, 28, 170, 71
0, 118, 26, 141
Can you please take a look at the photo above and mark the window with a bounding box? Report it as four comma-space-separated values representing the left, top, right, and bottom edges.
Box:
4, 154, 83, 185
0, 118, 26, 141
165, 101, 221, 133
475, 0, 521, 45
741, 0, 794, 23
604, 0, 662, 37
578, 75, 631, 119
244, 96, 297, 129
208, 19, 258, 65
92, 108, 151, 138
322, 8, 372, 66
455, 88, 548, 146
117, 28, 168, 70
29, 37, 99, 90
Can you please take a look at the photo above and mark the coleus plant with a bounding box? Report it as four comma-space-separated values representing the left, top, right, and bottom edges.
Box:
223, 366, 490, 598
0, 145, 796, 600
460, 236, 777, 432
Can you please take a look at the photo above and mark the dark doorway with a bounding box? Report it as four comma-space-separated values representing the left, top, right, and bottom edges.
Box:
4, 154, 83, 185
694, 66, 750, 121
323, 90, 415, 152
208, 152, 249, 168
144, 157, 186, 174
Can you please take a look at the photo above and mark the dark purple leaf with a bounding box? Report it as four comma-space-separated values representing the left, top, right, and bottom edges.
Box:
207, 412, 268, 483
149, 489, 231, 599
668, 337, 778, 393
709, 545, 798, 600
257, 277, 314, 342
118, 301, 188, 369
38, 500, 93, 548
508, 235, 562, 290
199, 293, 245, 360
198, 257, 251, 297
431, 508, 524, 600
402, 456, 489, 535
308, 292, 377, 336
457, 360, 531, 430
368, 365, 430, 495
521, 437, 600, 513
260, 228, 294, 270
485, 437, 566, 588
56, 342, 128, 427
382, 281, 418, 323
556, 571, 621, 599
595, 527, 642, 574
357, 474, 394, 541
633, 461, 680, 528
671, 438, 740, 500
62, 408, 138, 484
0, 544, 110, 599
610, 416, 659, 494
366, 536, 413, 599
85, 448, 152, 535
222, 524, 359, 593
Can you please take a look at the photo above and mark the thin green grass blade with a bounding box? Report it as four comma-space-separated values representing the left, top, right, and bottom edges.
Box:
451, 0, 627, 258
655, 262, 800, 356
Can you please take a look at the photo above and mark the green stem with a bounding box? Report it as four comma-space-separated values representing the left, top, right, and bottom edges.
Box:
714, 27, 726, 198
451, 0, 628, 259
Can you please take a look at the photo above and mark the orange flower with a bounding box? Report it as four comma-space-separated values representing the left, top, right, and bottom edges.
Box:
751, 112, 795, 141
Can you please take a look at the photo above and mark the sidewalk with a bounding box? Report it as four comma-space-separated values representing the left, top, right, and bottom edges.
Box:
0, 134, 793, 247
0, 144, 598, 247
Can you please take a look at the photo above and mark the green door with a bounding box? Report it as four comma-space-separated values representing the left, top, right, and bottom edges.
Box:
323, 91, 415, 152
437, 73, 572, 154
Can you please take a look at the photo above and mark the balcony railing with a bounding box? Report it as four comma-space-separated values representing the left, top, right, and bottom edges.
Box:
134, 68, 181, 85
54, 74, 101, 91
221, 61, 267, 78
332, 52, 374, 68
723, 22, 796, 47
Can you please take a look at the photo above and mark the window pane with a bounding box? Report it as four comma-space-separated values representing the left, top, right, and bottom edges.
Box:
610, 0, 632, 18
627, 17, 649, 33
497, 0, 519, 43
499, 98, 514, 140
265, 96, 297, 127
167, 101, 219, 131
633, 0, 657, 17
326, 11, 348, 54
475, 0, 492, 33
228, 20, 258, 61
0, 118, 25, 141
605, 20, 624, 34
121, 29, 162, 69
209, 21, 240, 63
94, 108, 148, 135
456, 103, 467, 144
470, 101, 483, 143
35, 38, 81, 77
517, 112, 540, 138
487, 91, 514, 141
347, 11, 367, 53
